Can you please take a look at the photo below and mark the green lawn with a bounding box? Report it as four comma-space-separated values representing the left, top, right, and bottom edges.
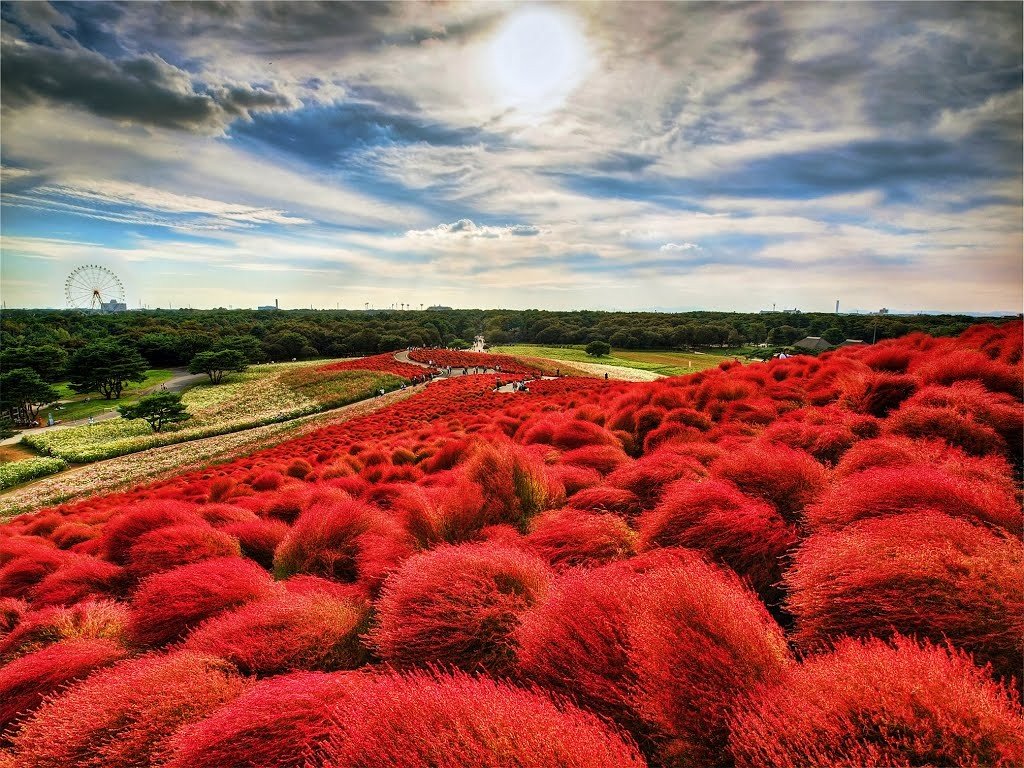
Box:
48, 369, 177, 423
491, 344, 735, 376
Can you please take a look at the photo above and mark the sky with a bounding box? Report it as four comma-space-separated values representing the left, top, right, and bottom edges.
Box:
0, 1, 1021, 313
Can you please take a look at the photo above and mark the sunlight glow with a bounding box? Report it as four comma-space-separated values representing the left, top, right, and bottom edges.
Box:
485, 7, 591, 116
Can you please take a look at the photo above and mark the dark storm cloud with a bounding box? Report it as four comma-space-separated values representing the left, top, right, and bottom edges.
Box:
0, 40, 293, 131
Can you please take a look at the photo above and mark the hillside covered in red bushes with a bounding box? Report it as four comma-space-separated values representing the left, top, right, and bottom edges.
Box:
0, 323, 1021, 767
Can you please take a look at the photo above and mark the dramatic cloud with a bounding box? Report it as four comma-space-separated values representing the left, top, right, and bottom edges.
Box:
0, 1, 1020, 312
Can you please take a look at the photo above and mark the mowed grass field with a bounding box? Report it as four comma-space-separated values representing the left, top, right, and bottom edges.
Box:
492, 344, 736, 376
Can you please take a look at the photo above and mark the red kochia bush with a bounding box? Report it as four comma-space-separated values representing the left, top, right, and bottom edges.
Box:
97, 501, 203, 563
567, 486, 645, 518
525, 507, 635, 570
806, 464, 1022, 533
786, 510, 1023, 682
638, 479, 798, 601
728, 636, 1024, 768
369, 542, 551, 674
28, 556, 128, 606
626, 557, 793, 767
514, 552, 692, 732
220, 518, 290, 569
606, 448, 708, 508
712, 442, 828, 523
0, 599, 129, 662
126, 524, 241, 577
5, 651, 247, 768
163, 672, 361, 768
312, 669, 646, 768
0, 638, 128, 736
182, 591, 368, 675
272, 491, 410, 594
129, 557, 279, 648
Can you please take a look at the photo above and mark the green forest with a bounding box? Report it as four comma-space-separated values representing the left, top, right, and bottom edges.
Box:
1, 307, 1010, 376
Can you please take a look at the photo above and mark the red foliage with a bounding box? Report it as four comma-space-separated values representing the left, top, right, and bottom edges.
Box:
712, 442, 828, 523
567, 486, 645, 518
163, 672, 361, 768
514, 553, 691, 732
182, 591, 368, 675
606, 447, 708, 508
525, 507, 635, 570
311, 669, 646, 768
29, 556, 128, 607
5, 651, 247, 768
126, 524, 241, 577
97, 501, 204, 564
806, 464, 1022, 533
272, 491, 411, 595
626, 557, 793, 766
0, 599, 129, 662
638, 479, 798, 602
728, 636, 1024, 768
0, 638, 128, 736
220, 517, 290, 569
369, 542, 551, 674
129, 557, 278, 647
785, 510, 1024, 682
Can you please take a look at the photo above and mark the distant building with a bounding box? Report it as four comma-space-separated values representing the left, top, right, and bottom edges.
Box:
100, 299, 127, 312
258, 299, 280, 311
839, 339, 866, 346
793, 336, 832, 352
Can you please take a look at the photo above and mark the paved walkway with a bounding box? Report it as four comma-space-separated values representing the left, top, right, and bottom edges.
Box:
394, 350, 501, 377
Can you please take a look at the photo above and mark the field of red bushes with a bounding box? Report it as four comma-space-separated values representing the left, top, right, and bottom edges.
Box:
0, 323, 1021, 767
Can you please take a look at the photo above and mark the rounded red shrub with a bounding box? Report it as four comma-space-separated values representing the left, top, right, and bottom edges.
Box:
369, 542, 551, 674
97, 501, 203, 564
525, 507, 635, 570
163, 671, 361, 768
250, 470, 285, 491
311, 669, 646, 768
126, 524, 241, 578
272, 491, 409, 589
182, 591, 368, 675
0, 599, 129, 662
129, 557, 279, 648
464, 442, 563, 529
638, 479, 798, 602
888, 403, 1007, 456
29, 556, 128, 607
785, 510, 1023, 682
0, 597, 27, 636
728, 636, 1024, 768
567, 486, 645, 518
50, 522, 100, 549
547, 462, 603, 496
197, 503, 258, 526
0, 549, 66, 599
220, 518, 290, 569
0, 638, 128, 736
806, 464, 1021, 533
515, 553, 692, 732
626, 557, 793, 766
606, 448, 708, 508
712, 442, 828, 523
5, 651, 247, 768
560, 443, 630, 474
520, 413, 621, 451
393, 479, 489, 548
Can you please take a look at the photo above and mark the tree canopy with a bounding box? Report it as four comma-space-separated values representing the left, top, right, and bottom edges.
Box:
66, 343, 148, 400
585, 340, 611, 357
1, 368, 60, 425
118, 391, 190, 433
188, 349, 248, 384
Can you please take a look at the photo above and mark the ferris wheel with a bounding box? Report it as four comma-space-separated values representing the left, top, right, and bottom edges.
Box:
65, 265, 126, 310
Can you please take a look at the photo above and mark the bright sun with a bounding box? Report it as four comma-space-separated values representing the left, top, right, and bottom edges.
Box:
485, 7, 591, 116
